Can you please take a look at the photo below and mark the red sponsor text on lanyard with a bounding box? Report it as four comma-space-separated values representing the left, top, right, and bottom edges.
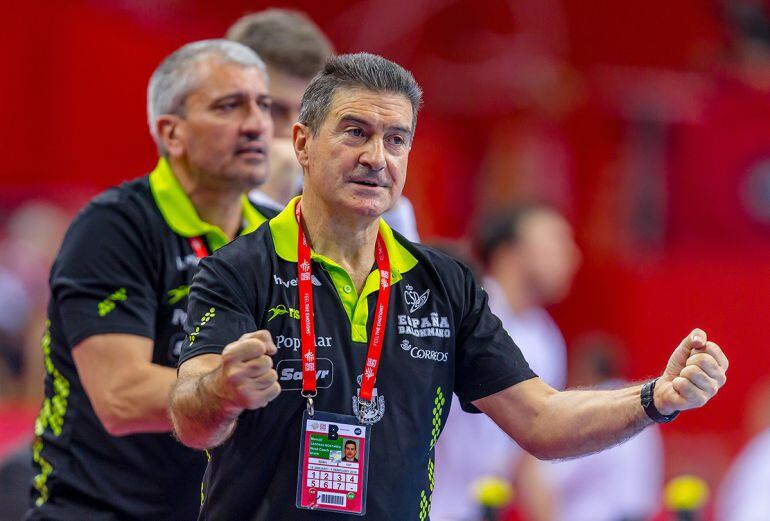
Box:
188, 237, 209, 259
295, 200, 391, 402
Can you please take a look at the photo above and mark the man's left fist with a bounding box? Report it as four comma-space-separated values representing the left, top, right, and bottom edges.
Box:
654, 328, 728, 415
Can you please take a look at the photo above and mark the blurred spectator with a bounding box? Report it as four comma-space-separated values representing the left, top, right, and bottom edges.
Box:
0, 201, 68, 400
714, 379, 770, 521
538, 334, 664, 521
715, 426, 770, 520
432, 202, 580, 521
0, 266, 30, 393
228, 8, 332, 210
229, 8, 421, 241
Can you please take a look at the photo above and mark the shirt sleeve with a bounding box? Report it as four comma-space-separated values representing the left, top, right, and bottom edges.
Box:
453, 265, 537, 412
179, 252, 258, 365
51, 200, 157, 348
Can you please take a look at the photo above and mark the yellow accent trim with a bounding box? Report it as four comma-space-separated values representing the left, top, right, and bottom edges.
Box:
32, 437, 51, 507
269, 196, 418, 342
32, 321, 70, 506
148, 157, 267, 251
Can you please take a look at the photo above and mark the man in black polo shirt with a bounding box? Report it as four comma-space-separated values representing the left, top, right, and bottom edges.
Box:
171, 53, 729, 520
27, 39, 275, 520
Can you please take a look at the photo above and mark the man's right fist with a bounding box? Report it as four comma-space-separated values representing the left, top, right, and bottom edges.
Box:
214, 330, 281, 414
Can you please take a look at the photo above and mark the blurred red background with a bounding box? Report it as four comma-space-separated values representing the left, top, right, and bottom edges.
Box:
2, 0, 770, 511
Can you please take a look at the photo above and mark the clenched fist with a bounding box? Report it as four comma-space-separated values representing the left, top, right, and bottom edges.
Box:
654, 328, 729, 415
213, 330, 282, 415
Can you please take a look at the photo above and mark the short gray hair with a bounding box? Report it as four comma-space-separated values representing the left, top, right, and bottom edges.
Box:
147, 39, 268, 154
299, 53, 422, 136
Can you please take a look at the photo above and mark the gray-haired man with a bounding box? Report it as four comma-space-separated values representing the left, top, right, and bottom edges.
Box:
27, 39, 275, 520
170, 53, 727, 520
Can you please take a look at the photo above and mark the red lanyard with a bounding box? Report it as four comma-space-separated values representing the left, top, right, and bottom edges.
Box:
188, 237, 209, 259
295, 201, 391, 402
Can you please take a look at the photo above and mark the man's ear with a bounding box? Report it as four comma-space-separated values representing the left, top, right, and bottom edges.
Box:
156, 115, 185, 157
293, 122, 311, 168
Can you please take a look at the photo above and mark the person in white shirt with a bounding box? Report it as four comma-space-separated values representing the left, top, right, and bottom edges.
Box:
539, 336, 664, 521
715, 379, 770, 521
716, 429, 770, 521
432, 202, 580, 521
227, 9, 333, 212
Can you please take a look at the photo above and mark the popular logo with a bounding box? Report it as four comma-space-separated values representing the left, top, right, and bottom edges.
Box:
351, 374, 385, 425
277, 358, 334, 391
276, 335, 333, 351
403, 285, 430, 313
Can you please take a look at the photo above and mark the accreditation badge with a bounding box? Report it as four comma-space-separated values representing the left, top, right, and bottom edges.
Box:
296, 410, 371, 515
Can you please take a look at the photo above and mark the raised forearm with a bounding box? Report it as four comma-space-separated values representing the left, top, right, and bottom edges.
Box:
101, 364, 177, 435
171, 335, 281, 450
475, 378, 652, 461
73, 334, 178, 436
526, 384, 650, 460
170, 368, 239, 450
477, 330, 728, 461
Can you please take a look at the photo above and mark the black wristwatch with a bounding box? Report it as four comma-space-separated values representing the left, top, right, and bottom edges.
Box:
641, 378, 679, 423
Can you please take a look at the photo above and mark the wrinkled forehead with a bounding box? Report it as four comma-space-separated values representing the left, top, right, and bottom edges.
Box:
325, 86, 414, 132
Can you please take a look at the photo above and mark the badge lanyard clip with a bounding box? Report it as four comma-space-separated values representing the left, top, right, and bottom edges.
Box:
302, 390, 317, 416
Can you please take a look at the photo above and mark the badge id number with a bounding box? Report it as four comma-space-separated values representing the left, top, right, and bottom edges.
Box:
296, 410, 371, 515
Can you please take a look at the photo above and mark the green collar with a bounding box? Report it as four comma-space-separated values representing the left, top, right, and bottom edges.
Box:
270, 196, 417, 275
269, 196, 418, 343
149, 157, 267, 251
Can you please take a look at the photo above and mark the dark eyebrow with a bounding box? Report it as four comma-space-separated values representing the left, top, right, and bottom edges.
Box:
211, 92, 272, 105
339, 115, 370, 128
339, 115, 413, 137
211, 92, 245, 104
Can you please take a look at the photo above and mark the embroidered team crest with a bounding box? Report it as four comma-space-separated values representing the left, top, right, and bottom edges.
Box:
352, 374, 385, 425
403, 285, 430, 313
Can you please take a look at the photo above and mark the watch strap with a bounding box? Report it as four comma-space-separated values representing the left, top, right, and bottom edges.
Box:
641, 378, 680, 423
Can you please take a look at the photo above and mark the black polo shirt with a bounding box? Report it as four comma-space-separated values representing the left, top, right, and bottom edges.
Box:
180, 197, 536, 521
27, 158, 276, 521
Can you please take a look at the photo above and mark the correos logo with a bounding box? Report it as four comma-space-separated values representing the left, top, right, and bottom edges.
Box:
399, 339, 448, 363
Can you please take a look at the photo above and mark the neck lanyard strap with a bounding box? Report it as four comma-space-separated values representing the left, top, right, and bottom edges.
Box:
188, 236, 209, 259
295, 201, 391, 402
